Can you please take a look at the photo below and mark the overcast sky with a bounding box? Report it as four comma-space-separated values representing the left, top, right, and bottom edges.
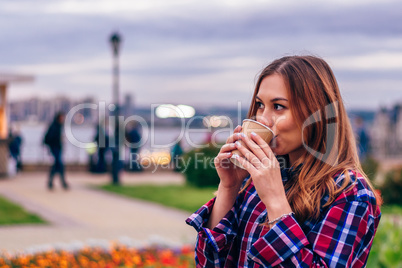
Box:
1, 0, 402, 110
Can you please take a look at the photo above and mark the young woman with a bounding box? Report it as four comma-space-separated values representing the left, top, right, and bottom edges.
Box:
186, 55, 381, 267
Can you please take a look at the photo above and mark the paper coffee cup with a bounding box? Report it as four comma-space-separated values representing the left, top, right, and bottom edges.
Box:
230, 119, 275, 169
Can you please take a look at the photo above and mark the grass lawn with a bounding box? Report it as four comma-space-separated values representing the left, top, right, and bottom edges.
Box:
0, 195, 45, 225
99, 184, 216, 213
99, 184, 402, 217
380, 204, 402, 215
367, 212, 402, 267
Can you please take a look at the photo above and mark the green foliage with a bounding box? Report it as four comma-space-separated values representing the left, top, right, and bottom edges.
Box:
100, 184, 216, 213
380, 169, 402, 205
361, 156, 379, 183
380, 205, 402, 215
367, 216, 402, 268
0, 196, 45, 225
182, 144, 221, 188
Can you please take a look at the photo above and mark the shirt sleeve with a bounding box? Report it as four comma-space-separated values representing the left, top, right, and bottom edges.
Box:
247, 200, 379, 267
186, 196, 241, 267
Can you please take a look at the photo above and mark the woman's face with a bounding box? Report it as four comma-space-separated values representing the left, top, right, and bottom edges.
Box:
254, 74, 305, 164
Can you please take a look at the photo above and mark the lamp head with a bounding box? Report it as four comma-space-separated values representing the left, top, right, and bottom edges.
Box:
110, 32, 122, 56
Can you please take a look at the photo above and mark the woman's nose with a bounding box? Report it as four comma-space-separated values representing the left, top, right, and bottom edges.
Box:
255, 113, 274, 128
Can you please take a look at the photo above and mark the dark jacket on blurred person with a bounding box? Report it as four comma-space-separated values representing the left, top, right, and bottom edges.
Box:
43, 112, 68, 190
44, 117, 63, 149
93, 124, 109, 173
9, 130, 23, 172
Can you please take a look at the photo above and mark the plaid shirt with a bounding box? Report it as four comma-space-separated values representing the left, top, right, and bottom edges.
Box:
186, 169, 381, 267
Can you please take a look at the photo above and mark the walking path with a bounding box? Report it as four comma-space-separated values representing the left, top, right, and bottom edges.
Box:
0, 171, 196, 253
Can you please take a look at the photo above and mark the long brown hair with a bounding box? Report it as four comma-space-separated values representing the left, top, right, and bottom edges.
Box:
245, 55, 381, 223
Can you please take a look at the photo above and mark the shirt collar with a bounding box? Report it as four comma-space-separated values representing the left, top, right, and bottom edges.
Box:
281, 164, 303, 183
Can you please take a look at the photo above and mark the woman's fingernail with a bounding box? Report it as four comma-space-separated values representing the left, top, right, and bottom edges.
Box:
226, 152, 232, 156
232, 154, 239, 159
251, 132, 257, 136
235, 141, 241, 147
240, 133, 246, 138
231, 143, 236, 147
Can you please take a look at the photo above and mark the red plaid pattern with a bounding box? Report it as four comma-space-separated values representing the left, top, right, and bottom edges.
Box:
186, 169, 381, 267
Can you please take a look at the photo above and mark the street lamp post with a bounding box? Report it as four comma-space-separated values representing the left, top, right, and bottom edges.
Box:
110, 32, 122, 185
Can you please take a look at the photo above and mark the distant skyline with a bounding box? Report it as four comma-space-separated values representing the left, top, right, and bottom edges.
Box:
1, 0, 402, 110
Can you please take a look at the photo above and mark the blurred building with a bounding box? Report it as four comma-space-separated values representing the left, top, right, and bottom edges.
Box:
9, 96, 98, 124
371, 104, 402, 157
122, 93, 133, 118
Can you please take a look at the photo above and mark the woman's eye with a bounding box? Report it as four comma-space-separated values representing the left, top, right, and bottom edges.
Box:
274, 104, 285, 111
256, 101, 264, 109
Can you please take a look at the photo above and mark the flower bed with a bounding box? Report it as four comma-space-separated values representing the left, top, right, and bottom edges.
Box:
0, 244, 195, 268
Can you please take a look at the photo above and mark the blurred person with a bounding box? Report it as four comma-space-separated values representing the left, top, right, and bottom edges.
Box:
43, 112, 68, 190
93, 121, 109, 173
355, 116, 370, 161
186, 55, 382, 267
171, 139, 183, 172
125, 121, 142, 171
205, 132, 213, 144
8, 125, 23, 172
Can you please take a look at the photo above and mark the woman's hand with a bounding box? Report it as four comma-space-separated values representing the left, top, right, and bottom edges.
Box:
233, 132, 292, 219
214, 125, 250, 190
207, 125, 251, 229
